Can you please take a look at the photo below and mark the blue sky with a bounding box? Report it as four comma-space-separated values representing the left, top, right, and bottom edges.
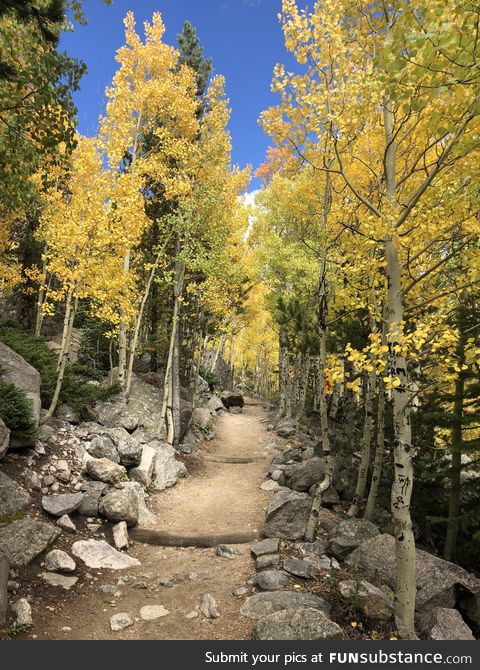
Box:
60, 0, 302, 189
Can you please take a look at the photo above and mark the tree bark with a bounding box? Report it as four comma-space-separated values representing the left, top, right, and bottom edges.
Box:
117, 249, 131, 387
125, 246, 164, 398
44, 292, 78, 421
365, 374, 386, 521
295, 354, 311, 421
384, 99, 416, 631
348, 370, 375, 517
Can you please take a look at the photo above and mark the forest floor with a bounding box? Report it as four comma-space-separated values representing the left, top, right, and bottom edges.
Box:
24, 399, 278, 640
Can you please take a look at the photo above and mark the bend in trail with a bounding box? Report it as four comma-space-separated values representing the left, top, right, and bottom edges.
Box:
34, 399, 277, 640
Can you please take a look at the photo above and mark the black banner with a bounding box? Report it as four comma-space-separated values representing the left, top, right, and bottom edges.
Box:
1, 641, 478, 669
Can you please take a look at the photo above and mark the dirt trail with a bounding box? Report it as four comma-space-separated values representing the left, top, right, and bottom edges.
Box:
31, 399, 277, 640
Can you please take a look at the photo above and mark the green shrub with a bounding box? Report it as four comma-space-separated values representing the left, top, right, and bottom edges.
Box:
0, 322, 120, 415
199, 365, 219, 392
0, 380, 37, 438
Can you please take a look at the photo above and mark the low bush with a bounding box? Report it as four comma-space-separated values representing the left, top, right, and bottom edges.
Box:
0, 322, 119, 415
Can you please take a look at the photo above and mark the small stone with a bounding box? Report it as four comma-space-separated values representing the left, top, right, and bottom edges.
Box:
113, 521, 129, 550
261, 480, 280, 492
87, 435, 119, 463
56, 514, 77, 533
98, 488, 139, 527
41, 572, 78, 590
100, 584, 117, 594
253, 607, 344, 640
24, 470, 42, 491
140, 605, 169, 621
86, 458, 126, 484
251, 538, 280, 558
41, 492, 84, 517
37, 425, 55, 442
45, 549, 76, 573
256, 554, 280, 569
110, 612, 133, 631
158, 577, 174, 588
11, 598, 33, 627
233, 587, 248, 597
298, 541, 328, 557
72, 539, 140, 570
131, 581, 148, 590
216, 544, 239, 559
186, 610, 198, 619
283, 559, 315, 579
254, 570, 290, 591
200, 593, 220, 619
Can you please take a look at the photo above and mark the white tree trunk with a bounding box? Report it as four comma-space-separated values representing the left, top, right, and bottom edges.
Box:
384, 100, 416, 630
348, 370, 375, 517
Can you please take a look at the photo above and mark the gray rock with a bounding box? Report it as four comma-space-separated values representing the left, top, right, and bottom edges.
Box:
328, 518, 379, 560
192, 408, 213, 438
233, 587, 248, 597
0, 471, 30, 517
339, 579, 394, 622
216, 544, 239, 559
152, 441, 184, 491
37, 424, 55, 443
86, 435, 119, 463
56, 514, 77, 533
240, 591, 331, 620
78, 481, 108, 517
140, 605, 169, 621
0, 417, 10, 459
129, 445, 156, 486
113, 521, 129, 550
55, 404, 80, 424
122, 481, 157, 528
0, 517, 60, 567
283, 559, 315, 579
200, 593, 220, 619
45, 549, 76, 573
256, 554, 280, 569
317, 508, 341, 533
276, 420, 297, 438
0, 342, 41, 440
346, 534, 480, 624
86, 457, 126, 484
119, 412, 140, 433
23, 470, 41, 491
297, 541, 328, 557
208, 396, 224, 413
110, 612, 133, 631
302, 554, 340, 572
251, 538, 280, 558
55, 461, 72, 483
108, 427, 142, 467
261, 480, 280, 492
263, 490, 311, 540
99, 487, 139, 527
11, 597, 33, 627
254, 570, 290, 591
72, 539, 140, 569
283, 458, 325, 492
253, 607, 344, 640
418, 607, 475, 640
41, 492, 84, 517
41, 572, 78, 590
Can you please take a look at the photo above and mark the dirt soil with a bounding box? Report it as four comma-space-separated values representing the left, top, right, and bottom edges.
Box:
23, 399, 280, 640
